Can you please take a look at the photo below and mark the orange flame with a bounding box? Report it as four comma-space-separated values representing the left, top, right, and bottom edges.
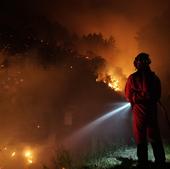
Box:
96, 73, 121, 91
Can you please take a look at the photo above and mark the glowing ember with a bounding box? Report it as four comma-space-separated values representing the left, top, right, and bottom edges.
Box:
24, 150, 33, 164
11, 151, 16, 157
3, 147, 7, 151
27, 159, 33, 164
25, 151, 31, 157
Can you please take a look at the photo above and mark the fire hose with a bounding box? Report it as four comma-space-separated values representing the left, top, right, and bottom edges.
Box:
158, 100, 170, 128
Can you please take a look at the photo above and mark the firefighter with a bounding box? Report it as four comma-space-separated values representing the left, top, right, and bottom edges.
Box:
125, 53, 166, 167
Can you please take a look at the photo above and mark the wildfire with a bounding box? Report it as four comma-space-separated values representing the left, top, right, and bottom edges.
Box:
0, 145, 36, 167
96, 74, 121, 91
107, 79, 120, 91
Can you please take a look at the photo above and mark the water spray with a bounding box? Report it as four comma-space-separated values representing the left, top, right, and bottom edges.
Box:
66, 102, 131, 144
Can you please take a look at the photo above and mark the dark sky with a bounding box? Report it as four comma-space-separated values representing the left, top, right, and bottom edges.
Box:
1, 0, 169, 74
1, 0, 169, 32
1, 0, 169, 66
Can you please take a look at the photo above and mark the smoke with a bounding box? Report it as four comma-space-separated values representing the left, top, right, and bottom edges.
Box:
0, 48, 127, 168
1, 0, 169, 76
136, 7, 170, 95
1, 0, 170, 83
1, 0, 170, 167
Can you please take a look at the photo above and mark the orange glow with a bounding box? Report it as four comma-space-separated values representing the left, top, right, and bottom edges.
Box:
24, 149, 33, 164
96, 73, 121, 91
11, 151, 16, 157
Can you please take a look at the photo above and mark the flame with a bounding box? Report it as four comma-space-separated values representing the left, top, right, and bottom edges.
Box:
24, 149, 33, 164
96, 73, 121, 91
0, 145, 36, 166
107, 79, 120, 91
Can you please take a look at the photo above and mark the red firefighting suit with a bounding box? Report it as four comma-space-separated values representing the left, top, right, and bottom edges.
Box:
125, 68, 165, 163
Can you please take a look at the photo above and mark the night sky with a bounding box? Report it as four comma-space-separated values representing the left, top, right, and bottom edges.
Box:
1, 0, 170, 75
0, 0, 170, 168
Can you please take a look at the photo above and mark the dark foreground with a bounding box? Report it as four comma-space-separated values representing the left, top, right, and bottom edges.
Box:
78, 144, 170, 169
83, 159, 170, 169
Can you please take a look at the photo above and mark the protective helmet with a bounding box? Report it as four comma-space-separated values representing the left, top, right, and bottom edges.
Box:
134, 52, 151, 69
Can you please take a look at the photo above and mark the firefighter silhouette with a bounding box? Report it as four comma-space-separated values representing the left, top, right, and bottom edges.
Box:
125, 53, 166, 167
